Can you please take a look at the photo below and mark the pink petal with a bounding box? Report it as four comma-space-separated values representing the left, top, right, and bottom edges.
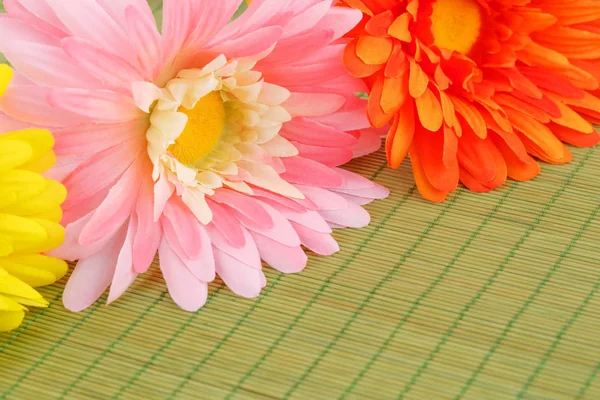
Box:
79, 157, 144, 246
282, 93, 345, 117
47, 212, 110, 261
46, 0, 138, 65
163, 197, 206, 260
214, 247, 263, 298
311, 5, 363, 41
333, 184, 390, 201
62, 37, 144, 89
251, 232, 307, 273
260, 29, 334, 66
186, 0, 240, 48
241, 201, 301, 247
206, 225, 261, 269
162, 216, 215, 282
124, 5, 162, 78
159, 238, 209, 312
280, 117, 358, 148
277, 208, 331, 234
208, 0, 291, 47
2, 40, 99, 88
0, 111, 31, 134
61, 176, 115, 225
281, 0, 331, 38
292, 142, 353, 167
107, 218, 138, 304
280, 157, 344, 188
62, 226, 127, 312
211, 189, 274, 229
53, 120, 145, 157
132, 179, 161, 273
207, 199, 247, 248
313, 97, 371, 131
296, 185, 348, 211
161, 0, 193, 61
209, 26, 284, 59
5, 0, 68, 37
62, 142, 138, 209
334, 192, 374, 206
0, 12, 61, 46
334, 168, 380, 190
263, 46, 347, 88
292, 222, 339, 256
250, 186, 309, 213
153, 173, 174, 221
0, 86, 85, 127
319, 201, 371, 228
48, 88, 142, 123
350, 129, 384, 158
97, 0, 154, 28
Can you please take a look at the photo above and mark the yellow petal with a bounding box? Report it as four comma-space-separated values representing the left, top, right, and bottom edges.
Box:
0, 238, 13, 257
1, 254, 68, 283
0, 293, 26, 312
0, 260, 59, 288
2, 179, 67, 217
19, 218, 64, 254
0, 309, 26, 332
28, 206, 63, 223
0, 169, 46, 209
0, 64, 13, 97
0, 273, 46, 304
0, 129, 55, 165
0, 139, 33, 171
0, 213, 48, 253
20, 151, 57, 174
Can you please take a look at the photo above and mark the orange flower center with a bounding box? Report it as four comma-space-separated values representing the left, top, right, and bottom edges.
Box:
430, 0, 482, 55
168, 91, 227, 165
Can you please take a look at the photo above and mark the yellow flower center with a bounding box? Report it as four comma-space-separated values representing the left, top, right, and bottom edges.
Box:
431, 0, 482, 55
168, 91, 226, 165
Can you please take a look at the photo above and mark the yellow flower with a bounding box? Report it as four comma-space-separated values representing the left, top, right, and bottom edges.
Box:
0, 64, 67, 331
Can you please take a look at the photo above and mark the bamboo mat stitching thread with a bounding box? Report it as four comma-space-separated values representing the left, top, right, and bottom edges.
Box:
398, 147, 596, 399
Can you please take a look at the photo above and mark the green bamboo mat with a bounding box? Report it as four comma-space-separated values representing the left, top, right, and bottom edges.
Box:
2, 2, 600, 399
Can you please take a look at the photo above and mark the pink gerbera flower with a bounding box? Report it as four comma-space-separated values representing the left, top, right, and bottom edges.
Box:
0, 0, 388, 311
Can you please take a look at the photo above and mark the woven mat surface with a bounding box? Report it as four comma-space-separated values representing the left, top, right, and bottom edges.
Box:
1, 2, 600, 399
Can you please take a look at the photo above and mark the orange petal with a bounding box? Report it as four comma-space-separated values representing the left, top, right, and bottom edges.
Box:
549, 99, 594, 133
388, 13, 412, 42
408, 59, 429, 98
356, 35, 393, 65
459, 141, 507, 192
368, 75, 395, 128
457, 128, 498, 183
384, 42, 407, 78
415, 88, 443, 132
343, 38, 384, 78
451, 96, 487, 139
494, 93, 551, 123
409, 147, 448, 203
381, 75, 408, 114
518, 132, 572, 165
550, 123, 600, 147
504, 107, 566, 161
414, 126, 459, 193
365, 10, 395, 37
438, 90, 459, 133
387, 100, 415, 168
491, 134, 541, 182
442, 125, 459, 168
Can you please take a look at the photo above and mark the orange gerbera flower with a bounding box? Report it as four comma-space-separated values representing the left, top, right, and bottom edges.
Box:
341, 0, 600, 201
